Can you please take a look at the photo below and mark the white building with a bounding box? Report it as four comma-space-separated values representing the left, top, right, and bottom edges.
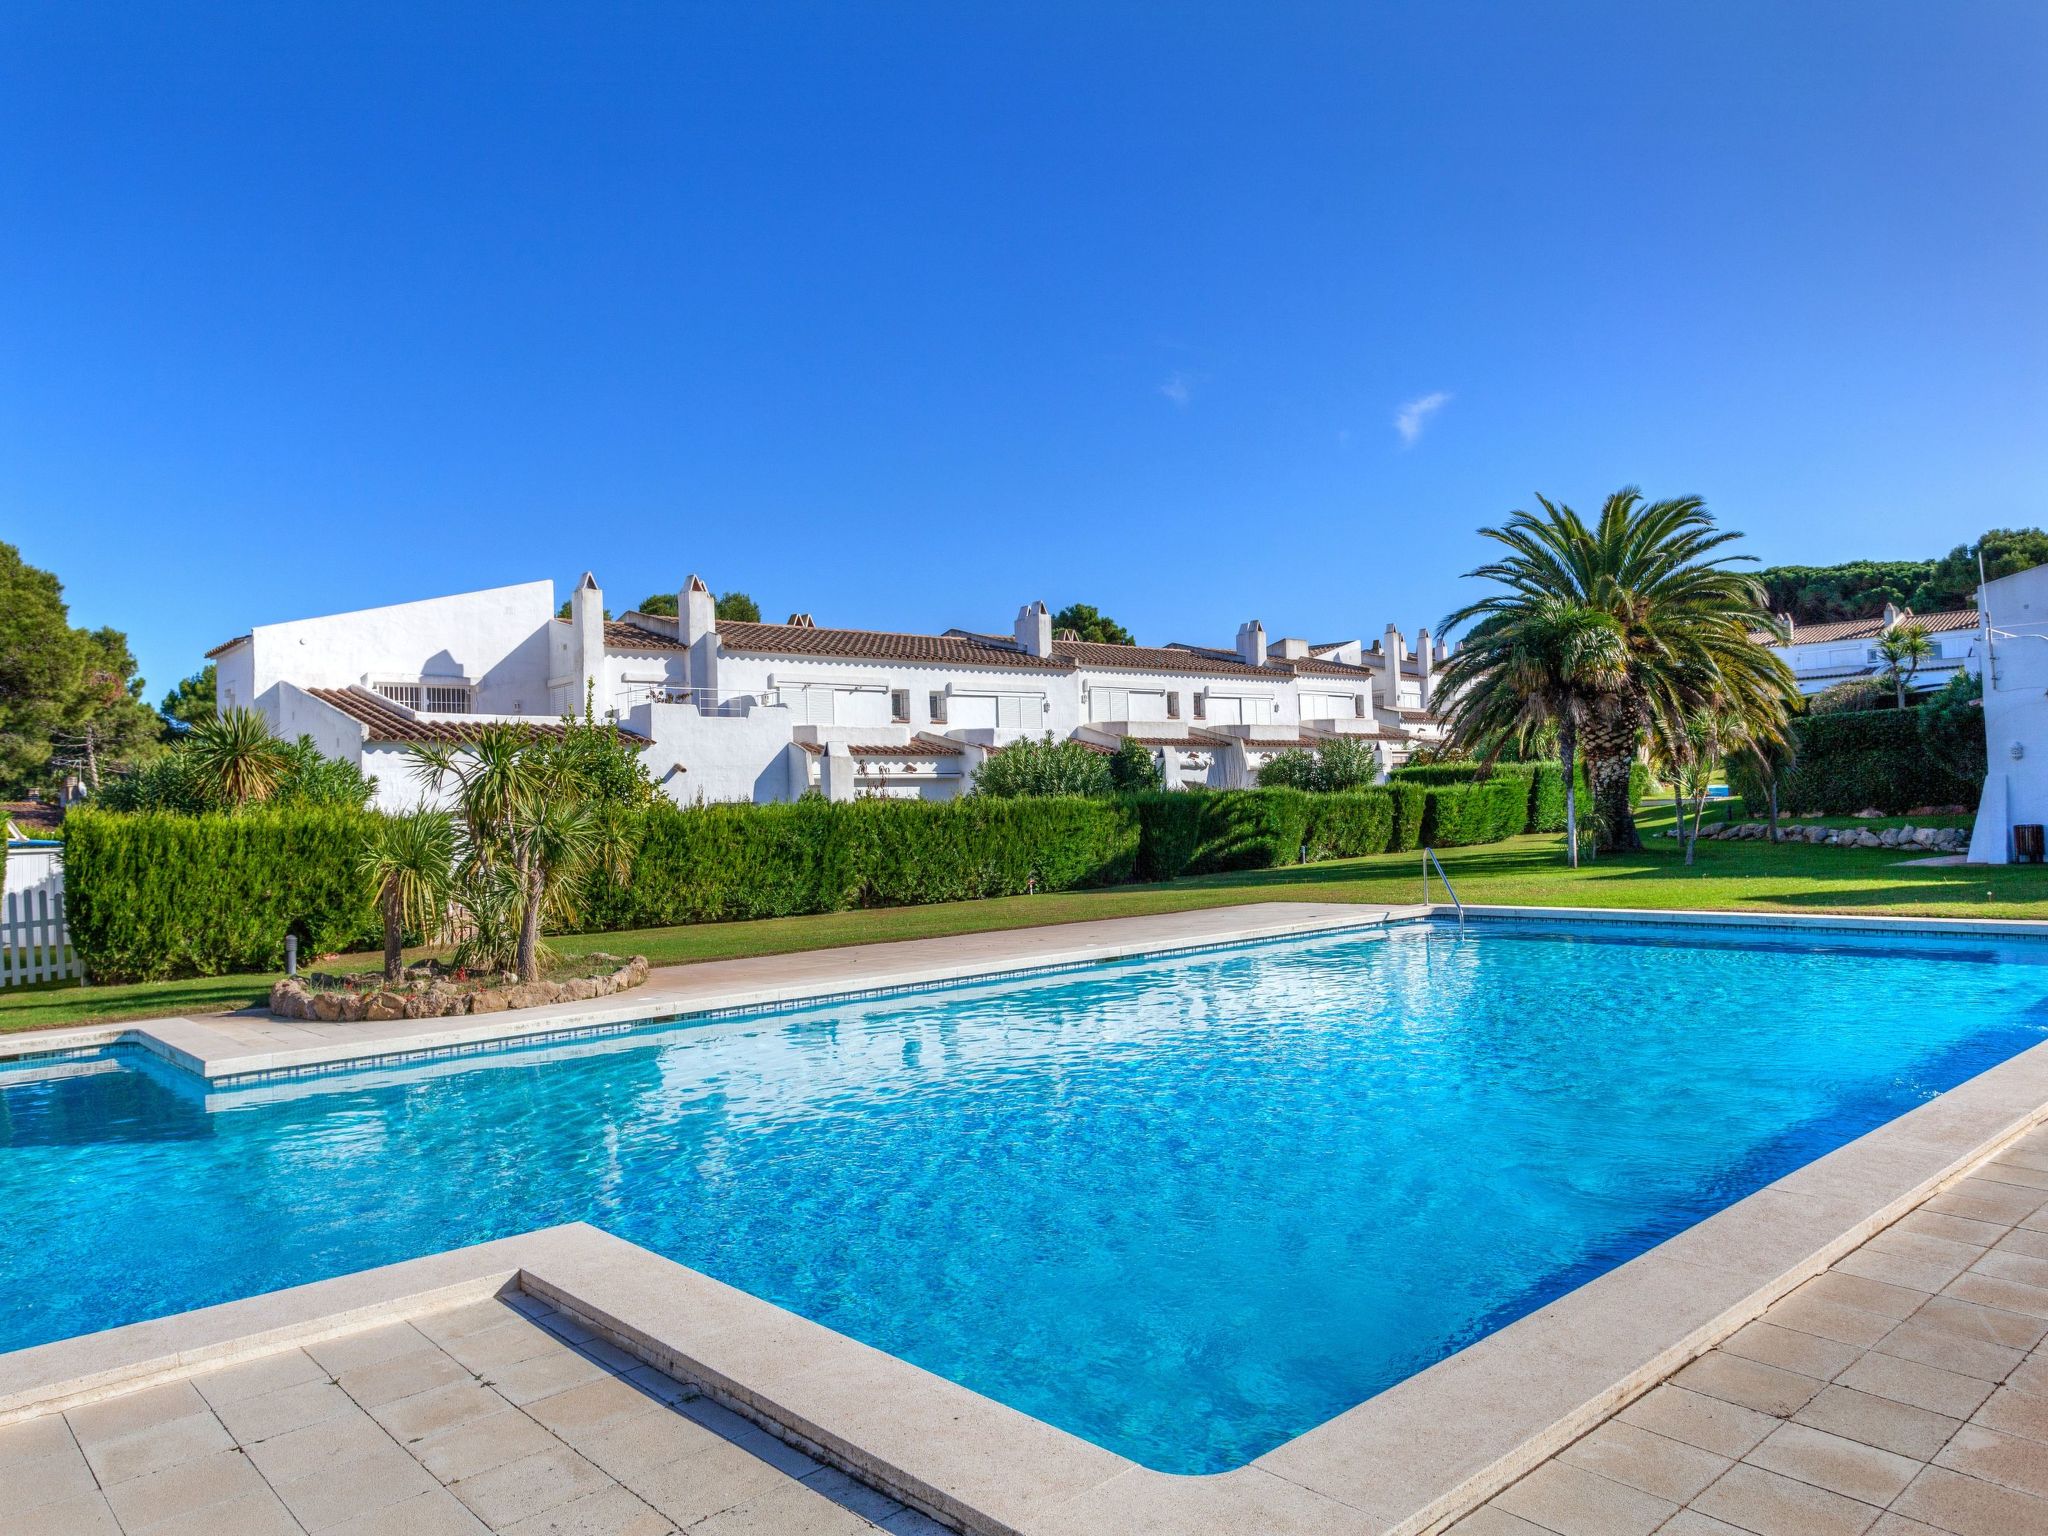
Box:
1758, 604, 1980, 698
208, 575, 1451, 810
1968, 564, 2048, 864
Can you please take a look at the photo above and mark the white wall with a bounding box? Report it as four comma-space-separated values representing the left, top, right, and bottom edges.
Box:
229, 580, 558, 716
1969, 568, 2045, 862
4, 844, 63, 908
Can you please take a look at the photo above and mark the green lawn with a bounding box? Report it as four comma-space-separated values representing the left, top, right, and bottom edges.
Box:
7, 800, 2044, 1035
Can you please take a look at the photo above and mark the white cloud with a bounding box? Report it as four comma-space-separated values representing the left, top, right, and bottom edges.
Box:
1394, 390, 1451, 445
1159, 371, 1196, 408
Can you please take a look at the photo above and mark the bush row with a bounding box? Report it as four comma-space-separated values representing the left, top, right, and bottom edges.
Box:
64, 808, 382, 983
1390, 760, 1643, 834
65, 777, 1556, 980
1725, 708, 1982, 816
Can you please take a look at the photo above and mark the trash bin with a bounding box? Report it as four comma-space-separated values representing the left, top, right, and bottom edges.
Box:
2016, 825, 2044, 863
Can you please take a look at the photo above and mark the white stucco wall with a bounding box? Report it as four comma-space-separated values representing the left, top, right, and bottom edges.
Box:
1969, 568, 2046, 863
4, 844, 63, 909
230, 580, 558, 716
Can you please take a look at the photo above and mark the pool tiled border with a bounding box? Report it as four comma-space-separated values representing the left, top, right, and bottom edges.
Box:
11, 901, 2048, 1534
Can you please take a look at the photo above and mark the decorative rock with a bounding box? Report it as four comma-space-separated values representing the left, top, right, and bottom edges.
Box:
271, 954, 648, 1022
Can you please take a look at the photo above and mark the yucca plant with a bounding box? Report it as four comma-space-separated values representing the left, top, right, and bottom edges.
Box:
186, 707, 289, 808
358, 810, 455, 981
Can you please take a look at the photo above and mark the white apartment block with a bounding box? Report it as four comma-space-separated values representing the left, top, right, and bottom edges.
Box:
1758, 603, 1981, 697
208, 575, 1450, 811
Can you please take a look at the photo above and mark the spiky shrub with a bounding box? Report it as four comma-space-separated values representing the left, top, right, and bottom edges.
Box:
971, 734, 1116, 798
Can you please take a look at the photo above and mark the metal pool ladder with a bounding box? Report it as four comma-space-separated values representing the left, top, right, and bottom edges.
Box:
1422, 847, 1465, 928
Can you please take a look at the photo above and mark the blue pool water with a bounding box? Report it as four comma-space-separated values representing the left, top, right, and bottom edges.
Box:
5, 917, 2047, 1473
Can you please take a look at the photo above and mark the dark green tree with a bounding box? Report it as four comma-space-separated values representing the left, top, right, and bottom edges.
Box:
159, 663, 217, 735
971, 734, 1114, 798
1108, 736, 1163, 792
1052, 604, 1135, 646
632, 591, 760, 622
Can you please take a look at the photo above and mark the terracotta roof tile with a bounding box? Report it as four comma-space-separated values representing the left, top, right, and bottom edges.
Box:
307, 688, 650, 748
795, 735, 966, 758
718, 621, 1069, 670
204, 633, 251, 659
1757, 608, 1979, 646
603, 619, 690, 652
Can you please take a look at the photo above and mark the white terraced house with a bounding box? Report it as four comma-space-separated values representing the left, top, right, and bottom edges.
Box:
1755, 602, 1982, 697
207, 576, 1451, 811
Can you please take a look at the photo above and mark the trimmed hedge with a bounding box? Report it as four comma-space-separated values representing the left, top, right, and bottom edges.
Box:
1304, 791, 1396, 861
590, 795, 1139, 929
1386, 780, 1428, 851
1418, 778, 1529, 847
1394, 759, 1646, 834
64, 807, 381, 983
1726, 709, 1981, 816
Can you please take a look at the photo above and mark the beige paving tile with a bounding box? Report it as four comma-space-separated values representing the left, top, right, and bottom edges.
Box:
211, 1378, 357, 1443
101, 1445, 271, 1529
1449, 1509, 1556, 1536
79, 1410, 236, 1486
1720, 1319, 1863, 1381
1798, 1271, 1935, 1323
240, 1407, 390, 1485
1865, 1514, 1954, 1535
336, 1347, 475, 1409
1975, 1248, 2048, 1291
485, 1347, 615, 1406
1892, 1462, 2048, 1535
0, 1413, 76, 1469
0, 1445, 100, 1515
1835, 1350, 1998, 1420
367, 1377, 508, 1443
1928, 1177, 2048, 1227
323, 1486, 491, 1536
1892, 1209, 2008, 1249
192, 1349, 329, 1408
1973, 1383, 2048, 1446
1491, 1460, 1677, 1536
1935, 1421, 2048, 1501
496, 1481, 677, 1536
413, 1299, 525, 1348
1945, 1268, 2048, 1320
1690, 1461, 1883, 1535
689, 1478, 876, 1535
1875, 1317, 2028, 1383
410, 1408, 561, 1483
1998, 1227, 2048, 1261
10, 1491, 122, 1536
1869, 1228, 1989, 1273
272, 1443, 440, 1531
1910, 1292, 2048, 1352
623, 1436, 802, 1526
1837, 1243, 1981, 1295
799, 1465, 905, 1521
576, 1407, 722, 1484
2008, 1351, 2048, 1399
1616, 1385, 1776, 1459
520, 1375, 665, 1444
442, 1318, 565, 1375
1980, 1162, 2048, 1192
1655, 1513, 1754, 1535
1793, 1383, 1963, 1462
1743, 1419, 1922, 1506
66, 1380, 212, 1445
1671, 1351, 1826, 1418
1556, 1420, 1730, 1504
139, 1488, 305, 1536
304, 1321, 438, 1376
449, 1444, 615, 1528
1766, 1289, 1903, 1349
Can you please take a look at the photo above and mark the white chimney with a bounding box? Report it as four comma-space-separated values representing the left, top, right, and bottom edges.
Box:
1273, 637, 1310, 660
1236, 620, 1268, 668
1415, 626, 1435, 705
1882, 602, 1903, 631
1014, 601, 1054, 657
1383, 623, 1405, 664
571, 572, 605, 706
681, 574, 717, 646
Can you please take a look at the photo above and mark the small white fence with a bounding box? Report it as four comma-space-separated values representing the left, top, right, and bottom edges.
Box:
2, 887, 77, 987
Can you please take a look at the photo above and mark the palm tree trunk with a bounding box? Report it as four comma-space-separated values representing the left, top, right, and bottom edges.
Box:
1677, 779, 1693, 866
1582, 698, 1644, 852
1767, 778, 1780, 841
1559, 718, 1579, 869
383, 885, 404, 982
516, 858, 544, 983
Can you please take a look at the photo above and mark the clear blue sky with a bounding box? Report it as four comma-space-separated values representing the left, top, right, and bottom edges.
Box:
4, 3, 2043, 699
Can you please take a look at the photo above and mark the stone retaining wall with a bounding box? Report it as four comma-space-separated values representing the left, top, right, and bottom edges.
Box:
1669, 820, 1970, 852
270, 955, 649, 1022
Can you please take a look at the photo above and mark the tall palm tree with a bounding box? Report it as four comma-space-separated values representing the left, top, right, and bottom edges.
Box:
1875, 623, 1935, 708
358, 810, 455, 982
1434, 596, 1628, 866
411, 725, 619, 982
1445, 489, 1796, 852
186, 707, 289, 808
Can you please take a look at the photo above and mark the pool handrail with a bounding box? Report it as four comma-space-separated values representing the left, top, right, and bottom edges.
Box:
1422, 846, 1464, 926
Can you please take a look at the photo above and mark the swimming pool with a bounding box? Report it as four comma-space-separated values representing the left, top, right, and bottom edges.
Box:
4, 916, 2046, 1473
